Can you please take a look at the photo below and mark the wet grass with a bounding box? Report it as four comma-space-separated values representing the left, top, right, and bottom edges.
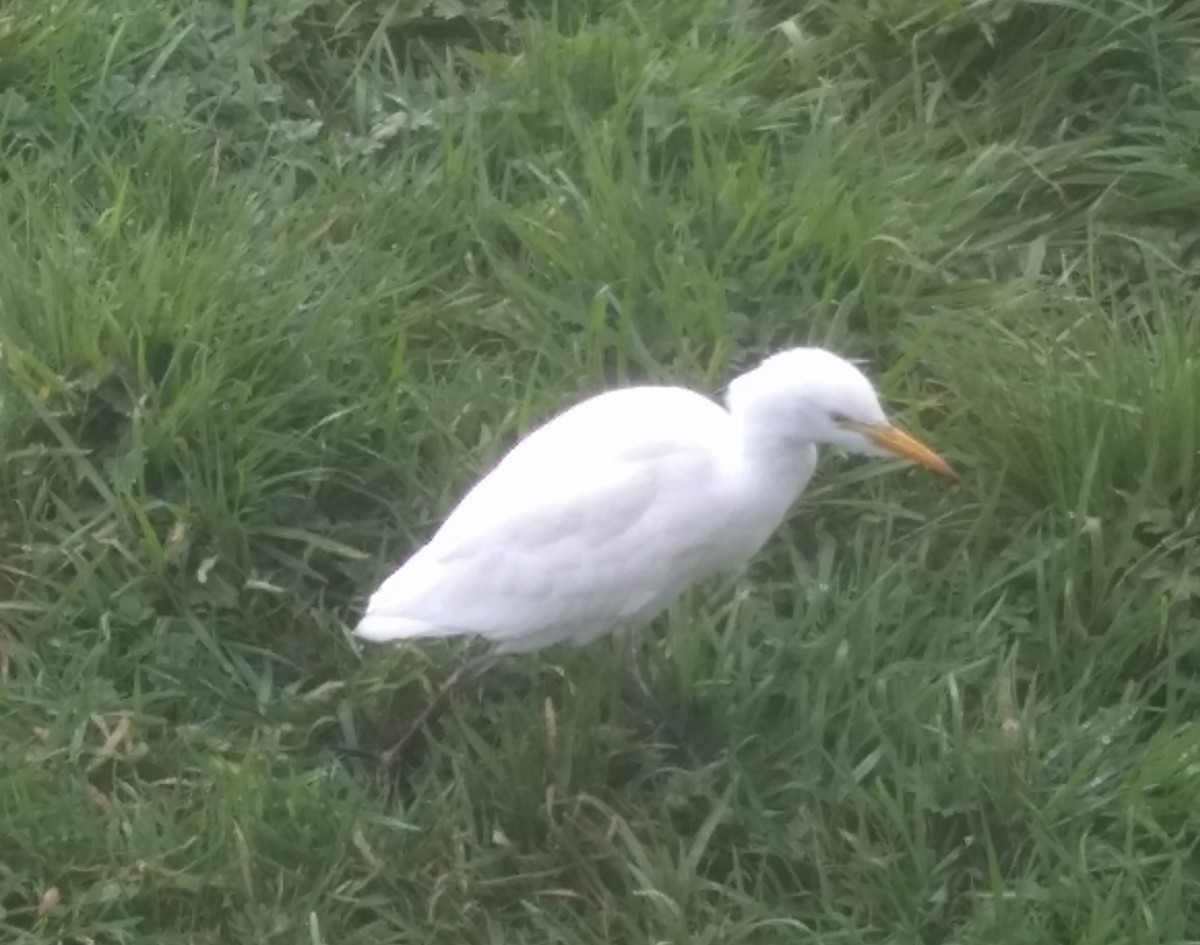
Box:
2, 0, 1199, 941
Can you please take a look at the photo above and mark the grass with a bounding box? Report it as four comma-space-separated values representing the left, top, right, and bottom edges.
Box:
1, 0, 1199, 940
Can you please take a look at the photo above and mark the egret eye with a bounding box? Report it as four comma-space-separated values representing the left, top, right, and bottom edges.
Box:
831, 412, 851, 426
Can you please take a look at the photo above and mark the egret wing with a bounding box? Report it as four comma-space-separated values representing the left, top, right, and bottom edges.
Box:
359, 413, 729, 649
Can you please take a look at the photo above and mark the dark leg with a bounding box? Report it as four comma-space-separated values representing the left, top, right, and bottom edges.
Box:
617, 633, 700, 763
379, 650, 500, 770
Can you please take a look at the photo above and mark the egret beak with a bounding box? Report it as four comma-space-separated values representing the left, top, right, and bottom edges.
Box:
854, 422, 957, 479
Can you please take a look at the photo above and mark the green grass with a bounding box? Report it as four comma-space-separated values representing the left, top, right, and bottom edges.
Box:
2, 0, 1199, 940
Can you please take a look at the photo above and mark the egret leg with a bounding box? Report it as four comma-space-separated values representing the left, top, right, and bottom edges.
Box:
617, 633, 699, 763
379, 650, 500, 769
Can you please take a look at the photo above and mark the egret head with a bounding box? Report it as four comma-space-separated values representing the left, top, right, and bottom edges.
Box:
726, 347, 956, 478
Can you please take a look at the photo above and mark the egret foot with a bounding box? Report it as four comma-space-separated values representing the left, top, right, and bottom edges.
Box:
379, 651, 500, 770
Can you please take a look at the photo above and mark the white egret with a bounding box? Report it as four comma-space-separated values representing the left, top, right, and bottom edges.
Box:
355, 347, 955, 763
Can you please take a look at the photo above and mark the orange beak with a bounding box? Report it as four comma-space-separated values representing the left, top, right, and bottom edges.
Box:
859, 423, 957, 479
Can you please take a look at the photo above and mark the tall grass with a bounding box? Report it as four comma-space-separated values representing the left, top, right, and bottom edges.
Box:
1, 0, 1198, 941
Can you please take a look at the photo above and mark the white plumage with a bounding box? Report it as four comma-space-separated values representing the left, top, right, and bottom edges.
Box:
355, 347, 954, 654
